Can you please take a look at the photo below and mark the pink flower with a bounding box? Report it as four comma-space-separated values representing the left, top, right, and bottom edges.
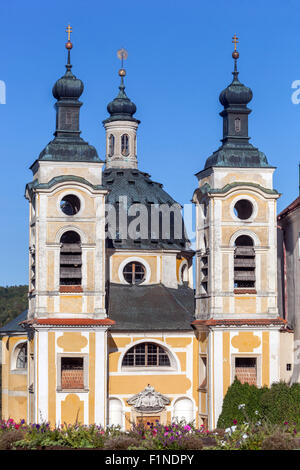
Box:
184, 425, 191, 431
233, 420, 237, 425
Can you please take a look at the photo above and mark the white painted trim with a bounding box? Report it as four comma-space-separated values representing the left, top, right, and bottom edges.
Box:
118, 338, 180, 372
56, 189, 86, 218
118, 256, 151, 285
229, 229, 261, 247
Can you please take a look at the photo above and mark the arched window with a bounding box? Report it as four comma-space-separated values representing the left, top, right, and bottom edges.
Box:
122, 343, 171, 367
123, 261, 146, 285
16, 343, 27, 369
108, 134, 115, 157
121, 134, 129, 156
234, 235, 255, 289
60, 231, 82, 285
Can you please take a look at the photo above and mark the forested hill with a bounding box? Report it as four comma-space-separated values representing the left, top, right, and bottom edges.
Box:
0, 285, 28, 328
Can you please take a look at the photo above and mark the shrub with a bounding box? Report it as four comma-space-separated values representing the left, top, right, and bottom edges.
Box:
175, 435, 203, 450
260, 382, 300, 429
103, 435, 143, 450
217, 379, 300, 430
217, 378, 265, 428
262, 432, 297, 450
0, 430, 25, 450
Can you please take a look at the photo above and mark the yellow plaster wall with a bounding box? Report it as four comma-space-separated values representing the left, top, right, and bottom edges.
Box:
221, 193, 268, 223
199, 333, 208, 353
165, 338, 192, 347
46, 188, 95, 218
221, 172, 269, 189
109, 375, 191, 395
222, 253, 229, 291
47, 222, 95, 244
61, 394, 84, 425
1, 336, 28, 421
110, 254, 158, 284
86, 251, 95, 290
57, 332, 88, 352
231, 332, 261, 353
200, 391, 207, 414
234, 296, 256, 314
47, 251, 55, 291
7, 396, 27, 422
262, 331, 270, 386
222, 226, 268, 246
47, 297, 54, 314
108, 337, 132, 349
176, 352, 186, 372
109, 352, 121, 373
261, 254, 268, 291
60, 295, 82, 314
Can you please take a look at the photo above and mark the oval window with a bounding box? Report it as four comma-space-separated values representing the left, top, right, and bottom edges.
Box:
123, 261, 146, 285
60, 195, 81, 216
233, 199, 253, 220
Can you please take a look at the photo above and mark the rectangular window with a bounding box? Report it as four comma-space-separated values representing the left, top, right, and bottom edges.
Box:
235, 357, 257, 386
57, 355, 88, 391
61, 357, 84, 389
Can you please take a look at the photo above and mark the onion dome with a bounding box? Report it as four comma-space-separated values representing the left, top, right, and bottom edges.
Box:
203, 36, 270, 169
52, 37, 83, 101
219, 50, 252, 109
104, 69, 139, 123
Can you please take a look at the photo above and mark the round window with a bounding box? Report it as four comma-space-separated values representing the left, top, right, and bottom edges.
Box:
60, 195, 81, 216
233, 199, 253, 220
123, 262, 146, 285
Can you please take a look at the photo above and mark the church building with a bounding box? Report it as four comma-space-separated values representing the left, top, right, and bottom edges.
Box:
0, 31, 293, 430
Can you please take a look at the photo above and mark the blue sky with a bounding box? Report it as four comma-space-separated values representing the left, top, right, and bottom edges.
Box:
0, 0, 299, 285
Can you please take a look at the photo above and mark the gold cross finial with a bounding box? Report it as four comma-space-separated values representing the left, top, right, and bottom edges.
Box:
66, 24, 72, 42
232, 34, 239, 51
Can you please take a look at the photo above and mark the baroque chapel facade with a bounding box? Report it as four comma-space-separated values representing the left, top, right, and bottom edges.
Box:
0, 36, 294, 430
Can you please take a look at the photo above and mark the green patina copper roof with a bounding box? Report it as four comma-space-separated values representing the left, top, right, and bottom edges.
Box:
196, 181, 279, 196
25, 175, 107, 199
36, 138, 102, 164
203, 55, 271, 170
204, 143, 271, 170
103, 76, 139, 124
103, 168, 192, 251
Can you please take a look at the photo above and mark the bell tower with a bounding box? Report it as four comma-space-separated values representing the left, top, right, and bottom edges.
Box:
192, 37, 286, 429
24, 27, 113, 426
103, 49, 140, 169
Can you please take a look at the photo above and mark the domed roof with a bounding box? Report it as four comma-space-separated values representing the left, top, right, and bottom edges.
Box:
103, 75, 139, 124
52, 67, 84, 101
103, 168, 191, 251
219, 66, 252, 109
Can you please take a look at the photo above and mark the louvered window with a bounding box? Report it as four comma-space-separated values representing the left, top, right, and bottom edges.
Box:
234, 235, 255, 289
60, 231, 82, 285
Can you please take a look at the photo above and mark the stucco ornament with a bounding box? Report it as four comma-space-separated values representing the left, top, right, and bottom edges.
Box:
127, 384, 170, 413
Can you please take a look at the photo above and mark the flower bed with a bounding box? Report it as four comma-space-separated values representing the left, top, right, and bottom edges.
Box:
0, 417, 299, 450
